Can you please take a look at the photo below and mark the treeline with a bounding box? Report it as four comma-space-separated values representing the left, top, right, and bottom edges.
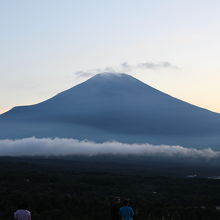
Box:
0, 156, 220, 219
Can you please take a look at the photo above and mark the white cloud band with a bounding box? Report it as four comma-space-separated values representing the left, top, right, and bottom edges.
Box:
0, 137, 218, 158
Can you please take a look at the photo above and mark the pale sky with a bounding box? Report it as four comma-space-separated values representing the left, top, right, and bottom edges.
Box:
1, 0, 220, 114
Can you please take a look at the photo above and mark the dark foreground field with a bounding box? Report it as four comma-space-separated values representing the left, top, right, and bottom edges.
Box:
1, 155, 220, 220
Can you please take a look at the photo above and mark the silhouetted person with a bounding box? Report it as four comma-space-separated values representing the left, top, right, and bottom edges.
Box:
14, 203, 31, 220
111, 197, 121, 220
119, 199, 134, 220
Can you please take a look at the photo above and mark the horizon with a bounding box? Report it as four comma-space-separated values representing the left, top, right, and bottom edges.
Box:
1, 72, 220, 115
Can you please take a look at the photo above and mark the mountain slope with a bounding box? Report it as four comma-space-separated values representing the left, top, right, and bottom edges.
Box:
1, 73, 220, 148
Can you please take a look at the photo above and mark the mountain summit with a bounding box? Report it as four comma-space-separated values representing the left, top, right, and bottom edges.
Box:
1, 73, 220, 148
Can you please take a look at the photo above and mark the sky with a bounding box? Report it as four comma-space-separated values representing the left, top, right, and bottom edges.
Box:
1, 0, 220, 114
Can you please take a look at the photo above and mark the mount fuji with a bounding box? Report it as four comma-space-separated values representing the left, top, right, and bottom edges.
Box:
1, 73, 220, 148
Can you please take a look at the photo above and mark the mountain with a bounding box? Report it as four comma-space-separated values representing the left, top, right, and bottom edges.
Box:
1, 73, 220, 148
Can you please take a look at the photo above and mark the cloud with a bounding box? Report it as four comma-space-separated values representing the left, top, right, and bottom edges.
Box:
120, 62, 179, 71
74, 61, 179, 78
137, 61, 179, 70
74, 71, 94, 77
74, 67, 117, 78
0, 137, 218, 159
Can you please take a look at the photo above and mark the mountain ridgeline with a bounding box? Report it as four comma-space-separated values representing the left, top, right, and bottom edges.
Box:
1, 73, 220, 148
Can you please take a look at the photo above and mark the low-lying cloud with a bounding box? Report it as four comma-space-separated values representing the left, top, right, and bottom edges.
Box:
74, 61, 178, 78
0, 137, 219, 159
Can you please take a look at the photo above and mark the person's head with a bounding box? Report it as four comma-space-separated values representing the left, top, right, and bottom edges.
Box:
123, 200, 129, 206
